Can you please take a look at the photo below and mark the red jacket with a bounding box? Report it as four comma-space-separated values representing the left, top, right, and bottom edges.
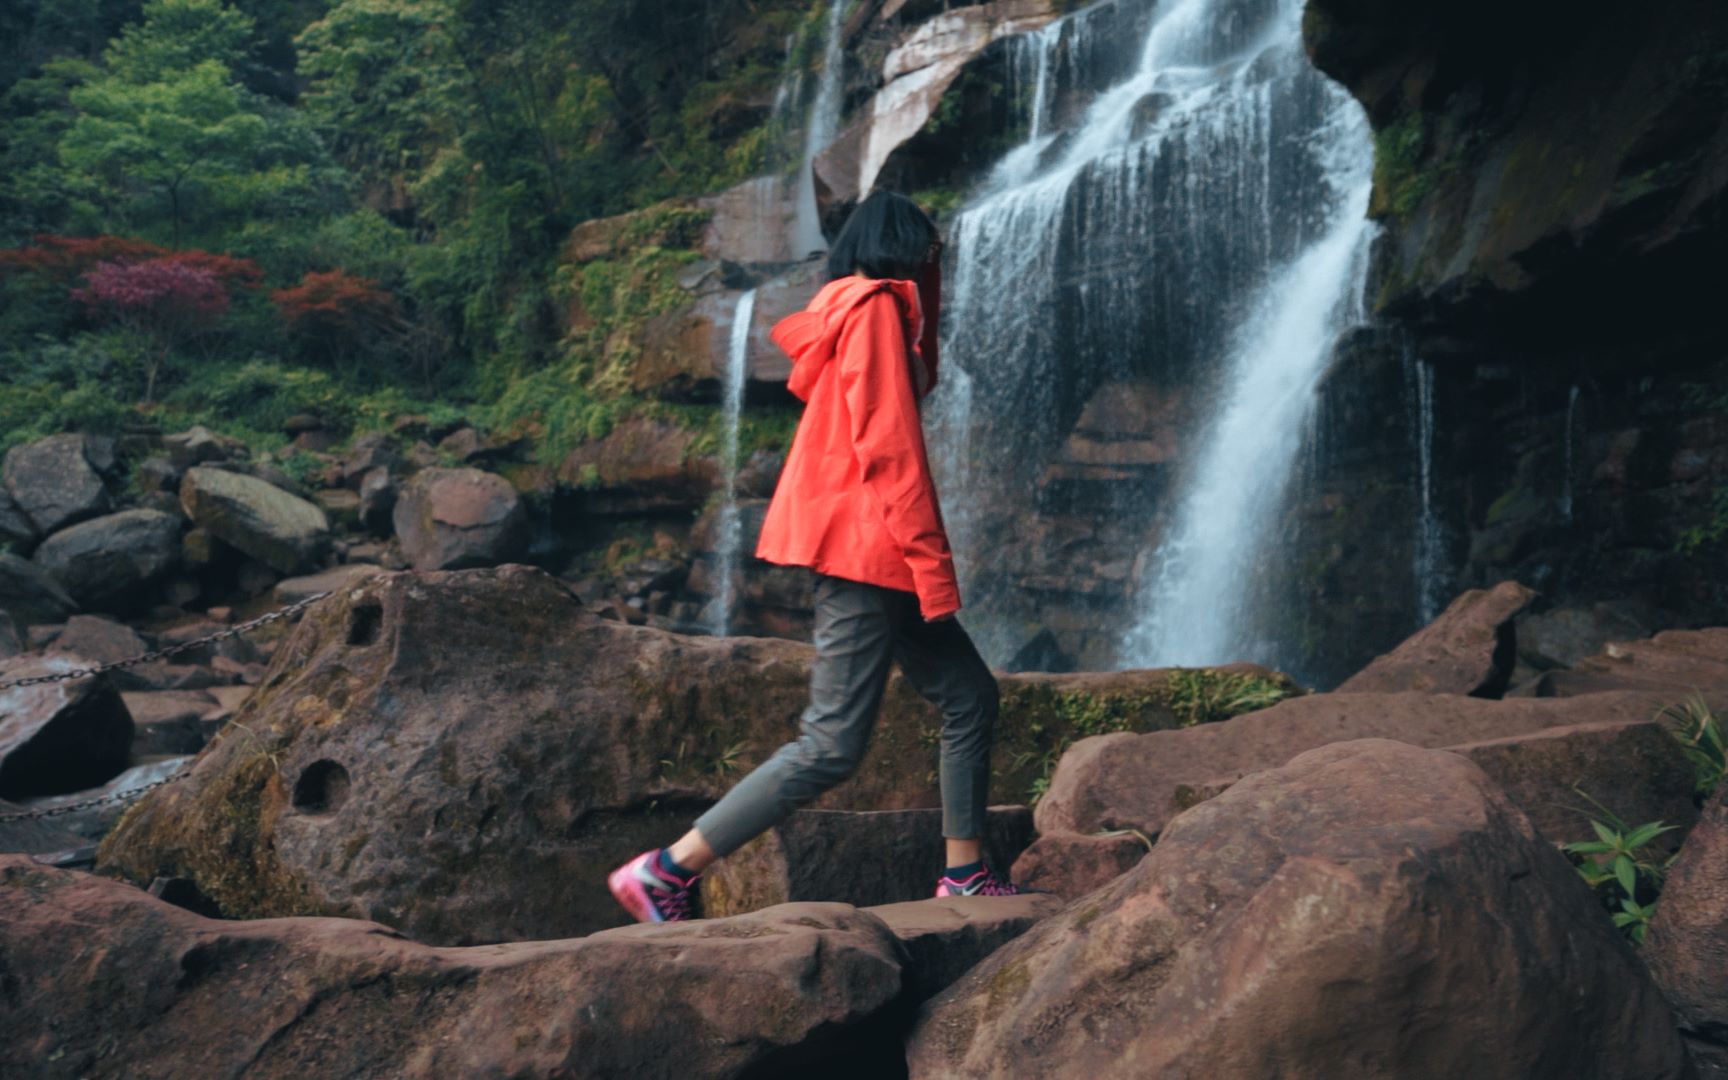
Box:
754, 268, 960, 620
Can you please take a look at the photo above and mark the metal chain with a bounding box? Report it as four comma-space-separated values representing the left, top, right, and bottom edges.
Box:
0, 590, 332, 690
0, 772, 187, 822
0, 590, 334, 824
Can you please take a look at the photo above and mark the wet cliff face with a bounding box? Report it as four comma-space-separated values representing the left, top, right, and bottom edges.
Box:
1285, 0, 1728, 685
572, 0, 1727, 688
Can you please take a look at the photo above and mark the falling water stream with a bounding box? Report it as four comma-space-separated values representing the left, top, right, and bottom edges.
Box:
926, 0, 1377, 672
707, 288, 757, 637
791, 0, 850, 259
1406, 345, 1447, 624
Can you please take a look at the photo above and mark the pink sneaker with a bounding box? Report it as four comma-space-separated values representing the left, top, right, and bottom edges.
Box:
608, 850, 700, 923
934, 864, 1022, 897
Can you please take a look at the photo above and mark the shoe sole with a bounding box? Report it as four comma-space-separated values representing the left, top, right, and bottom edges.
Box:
608, 863, 663, 924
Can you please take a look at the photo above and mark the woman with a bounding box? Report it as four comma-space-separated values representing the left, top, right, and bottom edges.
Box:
608, 191, 1019, 924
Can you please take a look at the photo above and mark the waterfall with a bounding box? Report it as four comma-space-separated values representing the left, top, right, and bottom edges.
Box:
1563, 385, 1580, 517
792, 1, 850, 259
1405, 344, 1446, 624
707, 288, 757, 637
1122, 178, 1373, 666
925, 0, 1377, 671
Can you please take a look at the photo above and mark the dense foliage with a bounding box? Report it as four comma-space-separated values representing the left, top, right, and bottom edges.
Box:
0, 0, 819, 455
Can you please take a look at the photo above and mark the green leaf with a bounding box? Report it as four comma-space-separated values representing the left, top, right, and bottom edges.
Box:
1613, 855, 1637, 897
1623, 821, 1677, 849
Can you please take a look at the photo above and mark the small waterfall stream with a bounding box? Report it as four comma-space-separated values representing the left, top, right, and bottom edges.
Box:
1405, 344, 1446, 624
1560, 384, 1580, 523
707, 288, 757, 637
791, 0, 850, 258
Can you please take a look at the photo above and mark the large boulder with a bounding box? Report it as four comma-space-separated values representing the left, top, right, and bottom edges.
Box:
872, 892, 1067, 1004
390, 467, 527, 570
1, 432, 113, 537
1336, 580, 1535, 696
1035, 689, 1668, 838
702, 806, 1034, 917
907, 739, 1692, 1079
95, 565, 1261, 943
0, 552, 76, 626
0, 655, 133, 800
1008, 830, 1150, 900
1645, 781, 1728, 1076
1444, 719, 1700, 853
31, 509, 182, 611
0, 487, 34, 545
0, 856, 906, 1080
1535, 628, 1728, 700
180, 466, 330, 575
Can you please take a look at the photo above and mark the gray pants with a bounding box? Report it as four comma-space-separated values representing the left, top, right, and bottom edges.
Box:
693, 571, 999, 858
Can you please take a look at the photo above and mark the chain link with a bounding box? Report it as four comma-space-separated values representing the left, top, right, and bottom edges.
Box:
0, 590, 331, 690
1, 772, 186, 822
0, 590, 335, 823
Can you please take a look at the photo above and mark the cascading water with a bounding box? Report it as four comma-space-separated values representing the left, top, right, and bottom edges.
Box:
1560, 384, 1580, 523
1405, 343, 1447, 624
926, 0, 1377, 673
791, 0, 850, 258
706, 288, 757, 637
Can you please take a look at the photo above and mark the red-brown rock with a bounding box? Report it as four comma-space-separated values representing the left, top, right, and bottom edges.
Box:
1645, 781, 1728, 1077
1035, 689, 1664, 838
1337, 580, 1536, 696
0, 855, 905, 1080
391, 467, 527, 570
1537, 628, 1728, 703
95, 567, 1274, 945
1446, 719, 1700, 852
1008, 830, 1149, 899
908, 739, 1692, 1079
871, 893, 1067, 1003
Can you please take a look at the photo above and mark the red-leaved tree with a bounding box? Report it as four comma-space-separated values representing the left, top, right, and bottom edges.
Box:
71, 258, 232, 403
271, 269, 402, 363
0, 234, 169, 286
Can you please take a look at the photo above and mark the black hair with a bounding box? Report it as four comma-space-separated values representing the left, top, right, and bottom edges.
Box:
825, 190, 938, 283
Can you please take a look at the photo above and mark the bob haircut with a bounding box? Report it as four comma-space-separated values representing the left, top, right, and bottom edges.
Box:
825, 190, 938, 283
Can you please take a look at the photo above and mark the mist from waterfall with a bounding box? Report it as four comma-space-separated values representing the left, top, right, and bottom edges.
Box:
925, 0, 1377, 672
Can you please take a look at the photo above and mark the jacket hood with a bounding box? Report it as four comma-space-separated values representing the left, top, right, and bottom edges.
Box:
770, 275, 930, 403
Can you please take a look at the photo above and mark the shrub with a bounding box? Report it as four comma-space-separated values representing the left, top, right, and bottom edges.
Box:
71, 256, 232, 401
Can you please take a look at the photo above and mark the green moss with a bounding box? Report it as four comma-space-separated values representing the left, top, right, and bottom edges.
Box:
997, 671, 1299, 805
1373, 113, 1436, 218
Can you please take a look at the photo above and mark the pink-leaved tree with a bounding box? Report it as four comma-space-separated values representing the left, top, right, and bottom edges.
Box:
71, 257, 231, 403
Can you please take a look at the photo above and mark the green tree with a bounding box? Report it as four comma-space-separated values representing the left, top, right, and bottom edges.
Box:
104, 0, 253, 82
57, 0, 345, 248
